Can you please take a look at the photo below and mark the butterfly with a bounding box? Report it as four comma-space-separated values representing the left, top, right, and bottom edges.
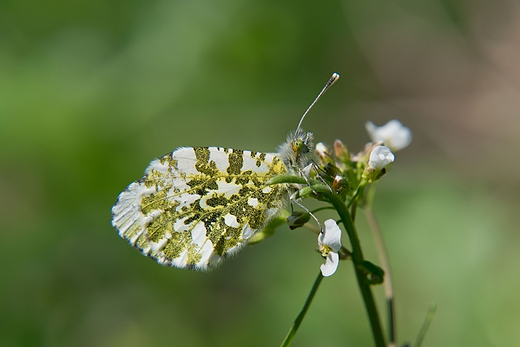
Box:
111, 73, 339, 270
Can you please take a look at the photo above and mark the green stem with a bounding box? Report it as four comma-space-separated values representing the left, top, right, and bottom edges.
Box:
327, 193, 386, 347
280, 271, 324, 347
365, 204, 396, 347
347, 185, 365, 209
268, 176, 385, 346
350, 200, 358, 222
311, 206, 336, 214
414, 304, 437, 347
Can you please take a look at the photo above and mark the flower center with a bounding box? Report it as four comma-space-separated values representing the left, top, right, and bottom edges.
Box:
319, 244, 333, 256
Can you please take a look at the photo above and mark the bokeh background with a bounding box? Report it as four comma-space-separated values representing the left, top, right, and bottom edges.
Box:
2, 0, 519, 346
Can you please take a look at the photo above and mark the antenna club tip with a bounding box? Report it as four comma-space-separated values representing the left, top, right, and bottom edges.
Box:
331, 73, 340, 83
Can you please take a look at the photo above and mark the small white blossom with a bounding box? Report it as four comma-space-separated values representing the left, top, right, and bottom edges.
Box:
315, 142, 329, 157
318, 219, 342, 277
366, 120, 412, 151
368, 146, 394, 170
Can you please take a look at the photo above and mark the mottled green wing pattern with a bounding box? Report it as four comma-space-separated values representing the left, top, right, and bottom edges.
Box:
111, 147, 288, 270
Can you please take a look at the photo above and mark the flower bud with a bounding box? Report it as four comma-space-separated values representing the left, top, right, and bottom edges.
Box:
362, 145, 395, 182
332, 174, 348, 194
334, 139, 350, 163
368, 145, 394, 170
322, 162, 341, 177
287, 211, 311, 230
315, 142, 334, 165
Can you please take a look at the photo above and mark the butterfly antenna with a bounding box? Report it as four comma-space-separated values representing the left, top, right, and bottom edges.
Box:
296, 72, 340, 133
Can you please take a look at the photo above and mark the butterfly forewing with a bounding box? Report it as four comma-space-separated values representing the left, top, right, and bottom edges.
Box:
111, 147, 288, 270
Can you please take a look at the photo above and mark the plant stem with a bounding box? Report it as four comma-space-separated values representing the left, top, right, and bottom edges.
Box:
350, 200, 358, 222
414, 303, 436, 347
365, 204, 396, 347
311, 206, 335, 214
280, 271, 324, 347
327, 194, 386, 347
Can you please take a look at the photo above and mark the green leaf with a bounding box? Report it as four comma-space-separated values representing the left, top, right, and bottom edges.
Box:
359, 260, 385, 285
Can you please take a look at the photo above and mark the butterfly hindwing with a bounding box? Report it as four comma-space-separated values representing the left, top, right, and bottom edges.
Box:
111, 147, 288, 270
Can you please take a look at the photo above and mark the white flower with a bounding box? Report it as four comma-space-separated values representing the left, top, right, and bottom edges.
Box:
368, 146, 395, 170
318, 219, 342, 277
365, 120, 412, 151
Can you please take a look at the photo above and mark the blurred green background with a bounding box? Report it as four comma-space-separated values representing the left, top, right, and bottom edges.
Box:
2, 0, 519, 346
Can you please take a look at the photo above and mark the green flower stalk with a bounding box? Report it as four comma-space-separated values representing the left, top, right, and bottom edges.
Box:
273, 118, 418, 347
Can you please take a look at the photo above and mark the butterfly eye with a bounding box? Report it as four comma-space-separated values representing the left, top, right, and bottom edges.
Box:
292, 139, 306, 155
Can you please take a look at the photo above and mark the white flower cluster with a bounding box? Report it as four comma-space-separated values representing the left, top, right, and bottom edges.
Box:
364, 120, 411, 179
309, 119, 411, 276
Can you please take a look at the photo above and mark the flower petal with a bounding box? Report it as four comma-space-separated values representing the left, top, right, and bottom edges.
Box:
320, 252, 339, 277
368, 146, 395, 170
321, 219, 342, 252
365, 120, 412, 152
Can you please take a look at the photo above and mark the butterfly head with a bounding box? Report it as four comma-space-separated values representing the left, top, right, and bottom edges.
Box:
291, 128, 314, 156
278, 128, 314, 172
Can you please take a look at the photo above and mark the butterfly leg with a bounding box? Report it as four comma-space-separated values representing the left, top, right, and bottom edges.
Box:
307, 160, 334, 194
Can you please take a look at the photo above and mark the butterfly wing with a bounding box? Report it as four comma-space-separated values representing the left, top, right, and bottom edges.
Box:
111, 147, 288, 270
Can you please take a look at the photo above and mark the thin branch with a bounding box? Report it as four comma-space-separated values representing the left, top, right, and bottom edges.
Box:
365, 204, 396, 347
327, 193, 386, 347
280, 271, 324, 347
415, 304, 437, 347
